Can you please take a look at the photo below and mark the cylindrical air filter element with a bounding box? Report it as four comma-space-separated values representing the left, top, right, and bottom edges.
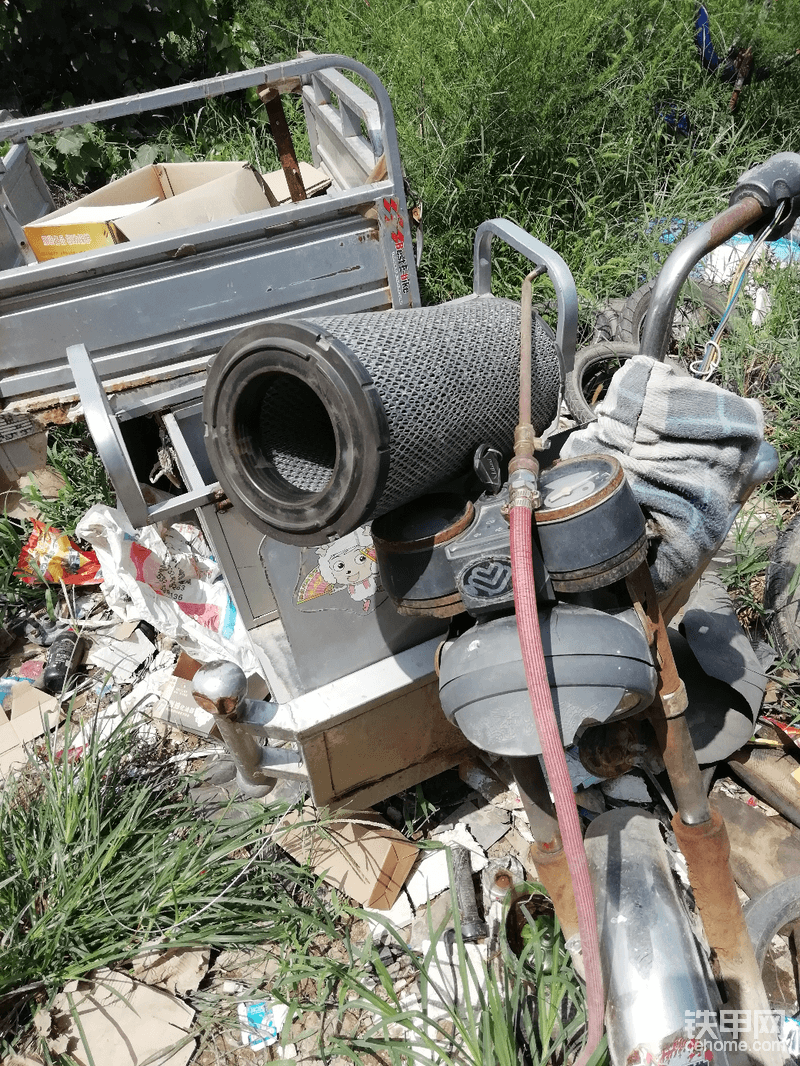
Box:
203, 299, 562, 545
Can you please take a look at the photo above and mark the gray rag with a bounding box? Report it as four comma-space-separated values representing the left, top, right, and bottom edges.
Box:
560, 356, 764, 598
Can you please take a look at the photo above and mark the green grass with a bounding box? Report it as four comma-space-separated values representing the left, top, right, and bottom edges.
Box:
0, 711, 337, 1055
0, 714, 594, 1064
21, 423, 116, 539
318, 873, 603, 1066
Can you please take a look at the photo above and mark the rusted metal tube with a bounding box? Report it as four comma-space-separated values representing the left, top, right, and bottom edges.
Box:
672, 809, 781, 1066
507, 755, 580, 943
653, 712, 712, 826
507, 754, 560, 844
639, 197, 766, 362
627, 561, 776, 1058
260, 88, 307, 204
529, 841, 580, 944
627, 562, 711, 825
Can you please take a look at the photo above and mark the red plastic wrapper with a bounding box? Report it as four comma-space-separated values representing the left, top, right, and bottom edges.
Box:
761, 715, 800, 750
15, 521, 102, 586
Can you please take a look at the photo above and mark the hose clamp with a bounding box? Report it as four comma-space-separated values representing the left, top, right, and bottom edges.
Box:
508, 469, 541, 510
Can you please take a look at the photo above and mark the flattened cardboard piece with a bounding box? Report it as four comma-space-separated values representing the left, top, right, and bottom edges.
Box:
5, 466, 67, 523
10, 682, 59, 718
9, 683, 60, 744
150, 674, 217, 737
280, 805, 418, 910
133, 946, 210, 995
0, 718, 18, 753
39, 971, 195, 1066
117, 164, 271, 241
262, 161, 331, 205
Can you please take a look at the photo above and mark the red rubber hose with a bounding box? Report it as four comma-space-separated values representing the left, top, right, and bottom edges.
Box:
510, 502, 605, 1066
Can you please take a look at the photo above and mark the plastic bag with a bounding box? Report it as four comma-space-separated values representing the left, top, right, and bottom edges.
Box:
75, 505, 260, 675
15, 520, 101, 585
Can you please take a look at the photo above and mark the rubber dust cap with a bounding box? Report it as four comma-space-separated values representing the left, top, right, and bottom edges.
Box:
203, 321, 391, 545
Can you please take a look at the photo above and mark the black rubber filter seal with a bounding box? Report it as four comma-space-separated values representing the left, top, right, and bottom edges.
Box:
203, 322, 391, 544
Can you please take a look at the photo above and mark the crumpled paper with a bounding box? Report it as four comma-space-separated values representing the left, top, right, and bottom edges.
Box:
75, 504, 260, 675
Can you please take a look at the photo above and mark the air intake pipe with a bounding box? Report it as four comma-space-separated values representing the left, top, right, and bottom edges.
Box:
203, 300, 562, 545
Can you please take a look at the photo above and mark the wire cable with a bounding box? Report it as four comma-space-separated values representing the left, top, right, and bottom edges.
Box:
691, 200, 787, 380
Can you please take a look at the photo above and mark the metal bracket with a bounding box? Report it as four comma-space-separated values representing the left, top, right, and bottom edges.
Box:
66, 343, 222, 528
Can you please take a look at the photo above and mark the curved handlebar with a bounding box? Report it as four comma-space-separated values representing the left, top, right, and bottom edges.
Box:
641, 152, 800, 362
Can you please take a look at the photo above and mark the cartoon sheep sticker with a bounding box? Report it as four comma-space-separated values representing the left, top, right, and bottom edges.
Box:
295, 526, 380, 613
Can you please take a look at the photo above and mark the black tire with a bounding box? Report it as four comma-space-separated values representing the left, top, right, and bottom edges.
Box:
564, 341, 642, 424
764, 512, 800, 665
618, 278, 729, 362
743, 875, 800, 970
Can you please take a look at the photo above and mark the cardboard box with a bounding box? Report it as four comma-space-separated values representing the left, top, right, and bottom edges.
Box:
149, 653, 219, 738
280, 805, 418, 910
24, 161, 272, 262
0, 683, 60, 777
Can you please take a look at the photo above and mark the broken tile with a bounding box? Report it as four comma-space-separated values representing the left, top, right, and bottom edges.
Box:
512, 810, 536, 844
409, 889, 453, 950
435, 824, 488, 872
459, 760, 509, 803
411, 938, 487, 1021
485, 784, 524, 813
488, 825, 535, 877
406, 849, 451, 909
364, 890, 414, 939
600, 773, 651, 804
431, 799, 479, 835
464, 803, 510, 850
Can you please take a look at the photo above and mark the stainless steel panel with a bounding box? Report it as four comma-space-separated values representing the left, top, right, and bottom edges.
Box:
166, 403, 278, 628
0, 214, 392, 401
262, 537, 446, 692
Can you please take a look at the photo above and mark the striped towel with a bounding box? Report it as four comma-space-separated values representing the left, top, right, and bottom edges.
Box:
560, 356, 764, 597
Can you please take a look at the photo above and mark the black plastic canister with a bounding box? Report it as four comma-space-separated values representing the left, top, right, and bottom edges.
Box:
42, 630, 85, 694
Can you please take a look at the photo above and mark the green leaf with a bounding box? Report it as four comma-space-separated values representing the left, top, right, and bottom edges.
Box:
133, 143, 160, 169
54, 129, 88, 157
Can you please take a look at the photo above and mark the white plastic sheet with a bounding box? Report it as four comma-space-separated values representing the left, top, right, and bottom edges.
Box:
76, 504, 260, 675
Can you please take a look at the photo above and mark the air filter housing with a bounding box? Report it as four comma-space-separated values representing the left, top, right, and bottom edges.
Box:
203, 299, 562, 545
